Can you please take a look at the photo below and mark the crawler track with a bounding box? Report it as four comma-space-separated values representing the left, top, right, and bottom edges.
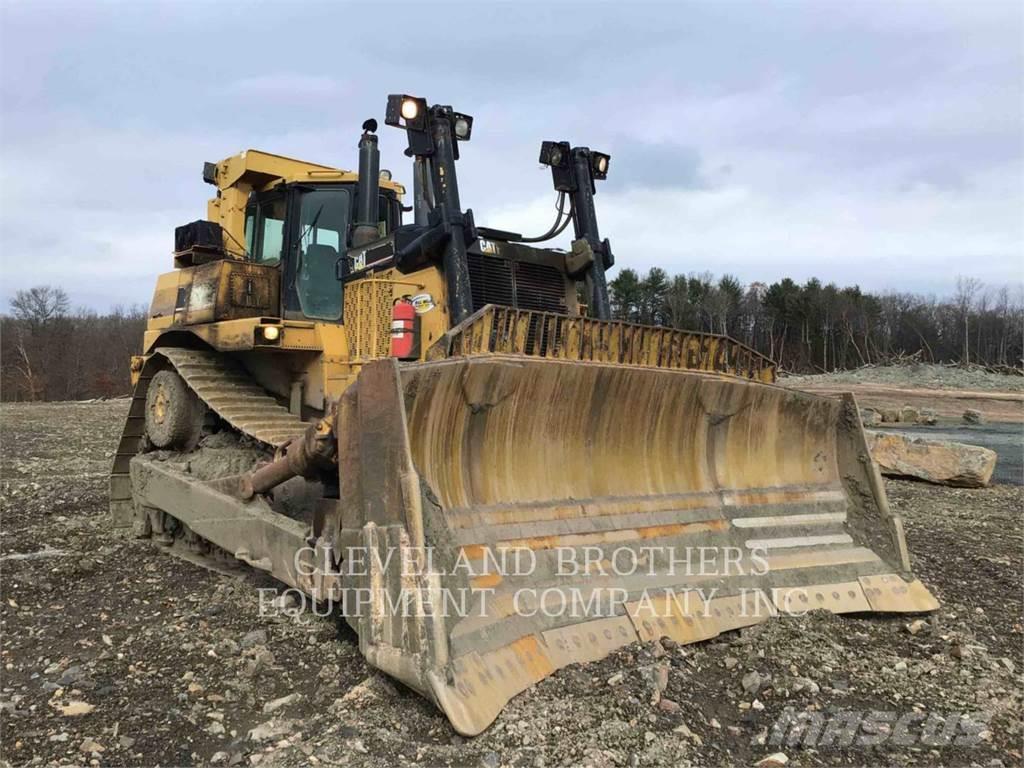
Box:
109, 347, 307, 525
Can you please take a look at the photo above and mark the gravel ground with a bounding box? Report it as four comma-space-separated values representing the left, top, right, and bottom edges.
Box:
781, 364, 1024, 393
1, 400, 1022, 768
781, 365, 1024, 427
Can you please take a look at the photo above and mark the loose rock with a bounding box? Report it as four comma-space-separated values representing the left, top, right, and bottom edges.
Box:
247, 720, 295, 742
657, 698, 681, 713
240, 629, 268, 650
741, 671, 766, 695
866, 431, 996, 487
79, 738, 104, 754
861, 408, 882, 427
263, 692, 303, 714
899, 405, 920, 423
906, 619, 928, 635
339, 675, 398, 704
963, 408, 985, 424
57, 700, 95, 717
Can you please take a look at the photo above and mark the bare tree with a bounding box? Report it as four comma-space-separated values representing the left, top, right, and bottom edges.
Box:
11, 325, 40, 400
10, 286, 70, 327
6, 286, 70, 400
954, 276, 982, 364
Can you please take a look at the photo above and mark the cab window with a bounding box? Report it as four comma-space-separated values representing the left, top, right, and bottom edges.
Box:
245, 194, 286, 264
295, 187, 350, 321
353, 189, 401, 239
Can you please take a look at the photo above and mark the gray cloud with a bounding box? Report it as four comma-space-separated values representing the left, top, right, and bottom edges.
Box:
604, 141, 706, 191
1, 0, 1021, 309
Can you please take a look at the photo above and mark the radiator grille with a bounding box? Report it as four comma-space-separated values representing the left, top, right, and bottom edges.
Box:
468, 254, 566, 314
468, 254, 514, 309
514, 261, 568, 313
344, 280, 392, 360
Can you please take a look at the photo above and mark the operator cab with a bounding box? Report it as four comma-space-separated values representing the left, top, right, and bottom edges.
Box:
243, 182, 402, 321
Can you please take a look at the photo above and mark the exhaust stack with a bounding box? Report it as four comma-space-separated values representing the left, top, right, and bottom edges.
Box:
352, 119, 382, 248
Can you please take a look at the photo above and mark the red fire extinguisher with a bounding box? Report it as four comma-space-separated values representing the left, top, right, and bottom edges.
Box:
390, 297, 417, 359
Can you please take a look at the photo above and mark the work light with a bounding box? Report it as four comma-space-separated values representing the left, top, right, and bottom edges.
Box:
385, 94, 428, 131
452, 113, 473, 141
591, 151, 611, 180
539, 140, 570, 168
539, 140, 575, 192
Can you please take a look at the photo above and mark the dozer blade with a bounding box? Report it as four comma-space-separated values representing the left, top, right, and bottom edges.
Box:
331, 356, 937, 736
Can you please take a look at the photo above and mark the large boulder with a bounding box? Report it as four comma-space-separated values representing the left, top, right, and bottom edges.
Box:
861, 408, 882, 427
899, 405, 919, 423
866, 431, 996, 488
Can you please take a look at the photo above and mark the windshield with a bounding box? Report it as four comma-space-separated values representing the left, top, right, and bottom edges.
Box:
296, 187, 350, 320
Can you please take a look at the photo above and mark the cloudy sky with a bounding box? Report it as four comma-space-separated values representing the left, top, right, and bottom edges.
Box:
1, 1, 1021, 310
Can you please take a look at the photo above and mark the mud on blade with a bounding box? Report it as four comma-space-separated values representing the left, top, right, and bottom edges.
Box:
328, 357, 936, 736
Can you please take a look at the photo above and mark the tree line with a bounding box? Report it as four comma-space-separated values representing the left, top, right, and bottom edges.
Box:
1, 286, 147, 402
608, 270, 1023, 373
2, 275, 1021, 402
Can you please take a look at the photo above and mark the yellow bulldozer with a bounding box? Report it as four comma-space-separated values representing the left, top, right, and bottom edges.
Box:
111, 94, 937, 736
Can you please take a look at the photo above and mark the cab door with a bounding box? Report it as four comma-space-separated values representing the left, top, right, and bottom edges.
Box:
284, 185, 351, 321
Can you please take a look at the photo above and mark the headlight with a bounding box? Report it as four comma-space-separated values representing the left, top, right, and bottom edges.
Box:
452, 113, 473, 141
401, 98, 419, 120
261, 325, 280, 342
379, 169, 392, 181
539, 140, 571, 168
385, 94, 428, 131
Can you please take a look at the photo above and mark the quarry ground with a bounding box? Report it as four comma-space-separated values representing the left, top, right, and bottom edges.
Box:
781, 364, 1024, 485
1, 387, 1022, 768
781, 364, 1024, 425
